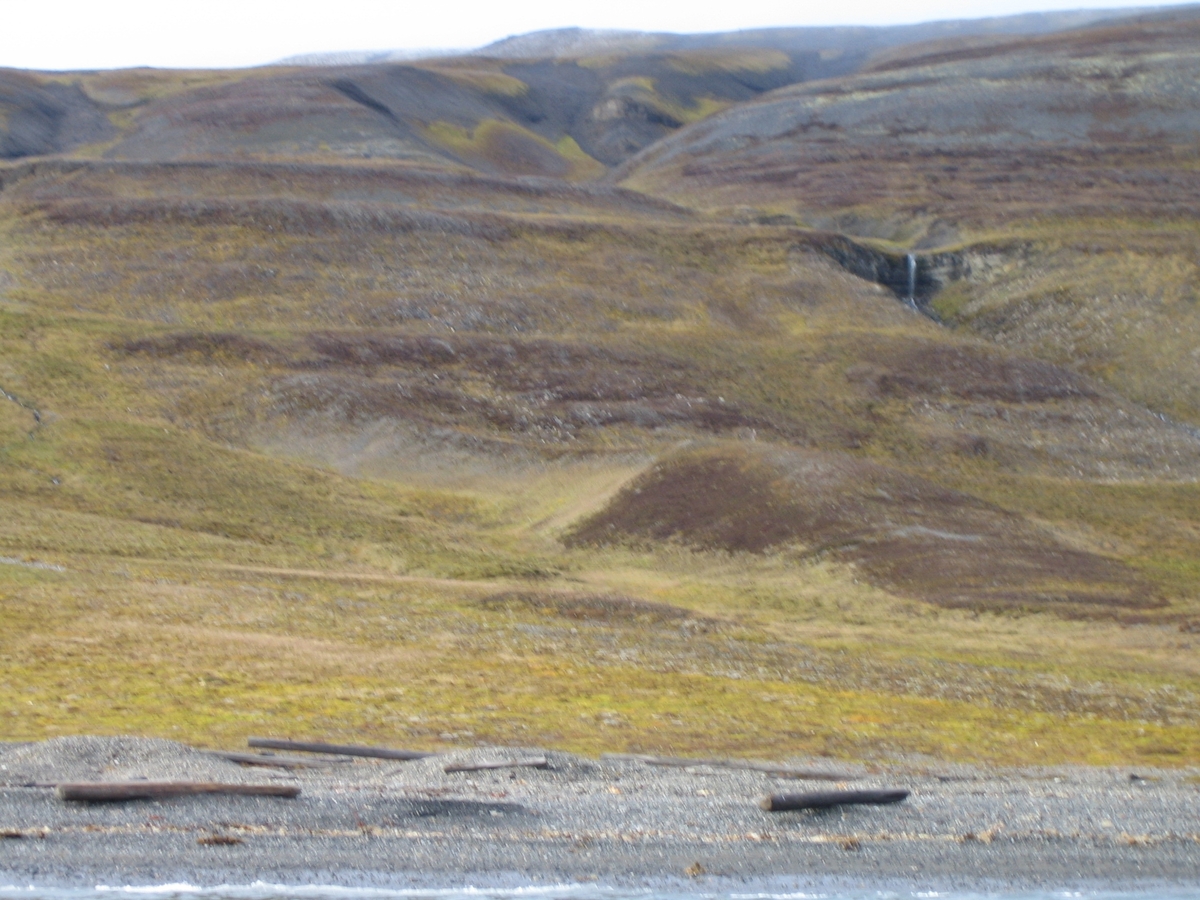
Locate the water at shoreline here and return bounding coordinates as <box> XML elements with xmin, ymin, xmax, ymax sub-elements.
<box><xmin>2</xmin><ymin>884</ymin><xmax>1200</xmax><ymax>900</ymax></box>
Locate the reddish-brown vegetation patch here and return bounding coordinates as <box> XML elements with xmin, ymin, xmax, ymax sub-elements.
<box><xmin>6</xmin><ymin>158</ymin><xmax>688</xmax><ymax>218</ymax></box>
<box><xmin>28</xmin><ymin>197</ymin><xmax>517</xmax><ymax>241</ymax></box>
<box><xmin>568</xmin><ymin>445</ymin><xmax>1156</xmax><ymax>614</ymax></box>
<box><xmin>660</xmin><ymin>145</ymin><xmax>1200</xmax><ymax>227</ymax></box>
<box><xmin>116</xmin><ymin>332</ymin><xmax>282</xmax><ymax>365</ymax></box>
<box><xmin>862</xmin><ymin>16</ymin><xmax>1200</xmax><ymax>75</ymax></box>
<box><xmin>272</xmin><ymin>332</ymin><xmax>772</xmax><ymax>442</ymax></box>
<box><xmin>118</xmin><ymin>330</ymin><xmax>783</xmax><ymax>447</ymax></box>
<box><xmin>845</xmin><ymin>342</ymin><xmax>1100</xmax><ymax>403</ymax></box>
<box><xmin>304</xmin><ymin>332</ymin><xmax>687</xmax><ymax>401</ymax></box>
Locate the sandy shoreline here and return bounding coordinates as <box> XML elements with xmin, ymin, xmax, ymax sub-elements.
<box><xmin>1</xmin><ymin>737</ymin><xmax>1199</xmax><ymax>892</ymax></box>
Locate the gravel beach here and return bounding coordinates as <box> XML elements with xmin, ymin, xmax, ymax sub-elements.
<box><xmin>1</xmin><ymin>737</ymin><xmax>1199</xmax><ymax>892</ymax></box>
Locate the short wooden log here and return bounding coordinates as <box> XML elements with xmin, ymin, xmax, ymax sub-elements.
<box><xmin>760</xmin><ymin>788</ymin><xmax>909</xmax><ymax>812</ymax></box>
<box><xmin>443</xmin><ymin>756</ymin><xmax>549</xmax><ymax>773</ymax></box>
<box><xmin>55</xmin><ymin>781</ymin><xmax>301</xmax><ymax>802</ymax></box>
<box><xmin>248</xmin><ymin>737</ymin><xmax>433</xmax><ymax>760</ymax></box>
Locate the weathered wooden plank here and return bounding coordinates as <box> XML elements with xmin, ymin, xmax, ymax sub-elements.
<box><xmin>55</xmin><ymin>781</ymin><xmax>301</xmax><ymax>802</ymax></box>
<box><xmin>443</xmin><ymin>756</ymin><xmax>548</xmax><ymax>773</ymax></box>
<box><xmin>717</xmin><ymin>759</ymin><xmax>852</xmax><ymax>780</ymax></box>
<box><xmin>603</xmin><ymin>753</ymin><xmax>853</xmax><ymax>780</ymax></box>
<box><xmin>207</xmin><ymin>750</ymin><xmax>336</xmax><ymax>769</ymax></box>
<box><xmin>760</xmin><ymin>788</ymin><xmax>909</xmax><ymax>811</ymax></box>
<box><xmin>248</xmin><ymin>737</ymin><xmax>433</xmax><ymax>761</ymax></box>
<box><xmin>602</xmin><ymin>753</ymin><xmax>720</xmax><ymax>767</ymax></box>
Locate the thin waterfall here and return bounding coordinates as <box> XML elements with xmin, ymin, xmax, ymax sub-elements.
<box><xmin>905</xmin><ymin>253</ymin><xmax>917</xmax><ymax>305</ymax></box>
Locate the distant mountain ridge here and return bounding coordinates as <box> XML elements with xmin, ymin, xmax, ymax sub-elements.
<box><xmin>275</xmin><ymin>5</ymin><xmax>1191</xmax><ymax>67</ymax></box>
<box><xmin>1</xmin><ymin>2</ymin><xmax>1193</xmax><ymax>183</ymax></box>
<box><xmin>478</xmin><ymin>28</ymin><xmax>661</xmax><ymax>59</ymax></box>
<box><xmin>277</xmin><ymin>48</ymin><xmax>465</xmax><ymax>66</ymax></box>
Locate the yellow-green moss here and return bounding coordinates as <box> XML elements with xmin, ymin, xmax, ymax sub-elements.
<box><xmin>423</xmin><ymin>118</ymin><xmax>603</xmax><ymax>180</ymax></box>
<box><xmin>555</xmin><ymin>135</ymin><xmax>607</xmax><ymax>179</ymax></box>
<box><xmin>426</xmin><ymin>67</ymin><xmax>529</xmax><ymax>97</ymax></box>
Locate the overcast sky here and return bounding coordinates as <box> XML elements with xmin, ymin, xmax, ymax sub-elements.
<box><xmin>1</xmin><ymin>0</ymin><xmax>1190</xmax><ymax>70</ymax></box>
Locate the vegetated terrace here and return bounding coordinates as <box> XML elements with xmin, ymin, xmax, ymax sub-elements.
<box><xmin>1</xmin><ymin>155</ymin><xmax>1199</xmax><ymax>769</ymax></box>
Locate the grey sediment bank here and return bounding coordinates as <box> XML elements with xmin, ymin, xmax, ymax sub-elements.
<box><xmin>1</xmin><ymin>736</ymin><xmax>1199</xmax><ymax>891</ymax></box>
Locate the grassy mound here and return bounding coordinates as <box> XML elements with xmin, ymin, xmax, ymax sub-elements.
<box><xmin>569</xmin><ymin>445</ymin><xmax>1155</xmax><ymax>614</ymax></box>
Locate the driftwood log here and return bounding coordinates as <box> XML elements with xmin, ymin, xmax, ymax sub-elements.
<box><xmin>55</xmin><ymin>781</ymin><xmax>301</xmax><ymax>802</ymax></box>
<box><xmin>248</xmin><ymin>737</ymin><xmax>433</xmax><ymax>761</ymax></box>
<box><xmin>760</xmin><ymin>788</ymin><xmax>909</xmax><ymax>811</ymax></box>
<box><xmin>207</xmin><ymin>750</ymin><xmax>337</xmax><ymax>769</ymax></box>
<box><xmin>444</xmin><ymin>756</ymin><xmax>548</xmax><ymax>773</ymax></box>
<box><xmin>603</xmin><ymin>753</ymin><xmax>853</xmax><ymax>781</ymax></box>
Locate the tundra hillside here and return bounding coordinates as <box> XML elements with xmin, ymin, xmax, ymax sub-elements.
<box><xmin>1</xmin><ymin>7</ymin><xmax>1199</xmax><ymax>766</ymax></box>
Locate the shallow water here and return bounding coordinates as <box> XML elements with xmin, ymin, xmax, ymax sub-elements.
<box><xmin>2</xmin><ymin>885</ymin><xmax>1199</xmax><ymax>900</ymax></box>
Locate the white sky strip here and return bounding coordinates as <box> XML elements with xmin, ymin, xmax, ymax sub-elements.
<box><xmin>0</xmin><ymin>0</ymin><xmax>1196</xmax><ymax>71</ymax></box>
